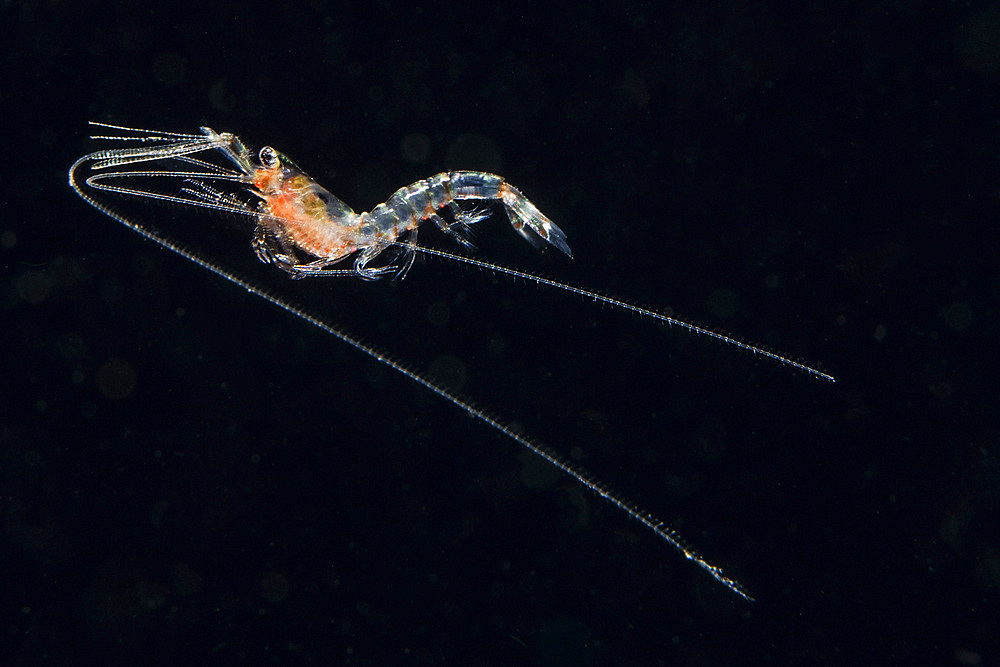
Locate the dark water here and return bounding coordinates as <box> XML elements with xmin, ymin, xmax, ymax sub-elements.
<box><xmin>4</xmin><ymin>2</ymin><xmax>997</xmax><ymax>664</ymax></box>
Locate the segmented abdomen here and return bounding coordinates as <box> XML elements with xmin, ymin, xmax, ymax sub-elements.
<box><xmin>360</xmin><ymin>171</ymin><xmax>502</xmax><ymax>242</ymax></box>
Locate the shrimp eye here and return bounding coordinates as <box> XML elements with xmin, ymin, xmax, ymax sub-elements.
<box><xmin>259</xmin><ymin>146</ymin><xmax>279</xmax><ymax>169</ymax></box>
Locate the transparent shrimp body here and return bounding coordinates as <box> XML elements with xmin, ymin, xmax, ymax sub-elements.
<box><xmin>246</xmin><ymin>141</ymin><xmax>572</xmax><ymax>280</ymax></box>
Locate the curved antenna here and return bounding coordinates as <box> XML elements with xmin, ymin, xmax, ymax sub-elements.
<box><xmin>403</xmin><ymin>243</ymin><xmax>835</xmax><ymax>383</ymax></box>
<box><xmin>70</xmin><ymin>153</ymin><xmax>754</xmax><ymax>602</ymax></box>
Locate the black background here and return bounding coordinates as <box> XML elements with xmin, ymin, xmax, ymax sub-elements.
<box><xmin>3</xmin><ymin>1</ymin><xmax>998</xmax><ymax>664</ymax></box>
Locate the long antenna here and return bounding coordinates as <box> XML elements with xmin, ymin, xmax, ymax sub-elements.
<box><xmin>405</xmin><ymin>243</ymin><xmax>835</xmax><ymax>383</ymax></box>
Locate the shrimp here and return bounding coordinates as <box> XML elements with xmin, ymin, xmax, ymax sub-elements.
<box><xmin>70</xmin><ymin>122</ymin><xmax>835</xmax><ymax>602</ymax></box>
<box><xmin>79</xmin><ymin>123</ymin><xmax>571</xmax><ymax>281</ymax></box>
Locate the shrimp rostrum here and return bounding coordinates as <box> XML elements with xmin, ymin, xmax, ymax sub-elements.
<box><xmin>76</xmin><ymin>123</ymin><xmax>572</xmax><ymax>281</ymax></box>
